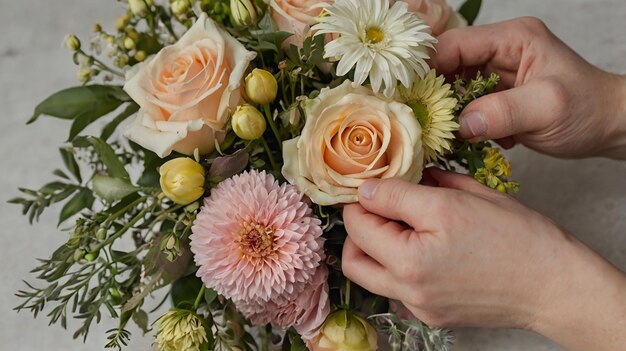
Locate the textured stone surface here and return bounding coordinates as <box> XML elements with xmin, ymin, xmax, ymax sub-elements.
<box><xmin>1</xmin><ymin>0</ymin><xmax>624</xmax><ymax>350</ymax></box>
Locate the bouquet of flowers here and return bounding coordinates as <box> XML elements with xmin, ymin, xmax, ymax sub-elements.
<box><xmin>11</xmin><ymin>0</ymin><xmax>519</xmax><ymax>350</ymax></box>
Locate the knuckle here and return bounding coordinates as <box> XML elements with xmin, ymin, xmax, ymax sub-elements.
<box><xmin>538</xmin><ymin>79</ymin><xmax>570</xmax><ymax>115</ymax></box>
<box><xmin>517</xmin><ymin>16</ymin><xmax>550</xmax><ymax>36</ymax></box>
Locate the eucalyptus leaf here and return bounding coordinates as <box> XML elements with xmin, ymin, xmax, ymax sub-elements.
<box><xmin>27</xmin><ymin>85</ymin><xmax>129</xmax><ymax>126</ymax></box>
<box><xmin>58</xmin><ymin>188</ymin><xmax>94</xmax><ymax>225</ymax></box>
<box><xmin>92</xmin><ymin>175</ymin><xmax>138</xmax><ymax>203</ymax></box>
<box><xmin>73</xmin><ymin>136</ymin><xmax>130</xmax><ymax>181</ymax></box>
<box><xmin>458</xmin><ymin>0</ymin><xmax>482</xmax><ymax>25</ymax></box>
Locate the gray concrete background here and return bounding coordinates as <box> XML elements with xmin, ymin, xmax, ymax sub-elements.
<box><xmin>1</xmin><ymin>0</ymin><xmax>624</xmax><ymax>350</ymax></box>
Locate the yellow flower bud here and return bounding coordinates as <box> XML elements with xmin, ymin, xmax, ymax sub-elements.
<box><xmin>129</xmin><ymin>0</ymin><xmax>149</xmax><ymax>17</ymax></box>
<box><xmin>245</xmin><ymin>69</ymin><xmax>278</xmax><ymax>105</ymax></box>
<box><xmin>171</xmin><ymin>0</ymin><xmax>190</xmax><ymax>16</ymax></box>
<box><xmin>92</xmin><ymin>22</ymin><xmax>102</xmax><ymax>33</ymax></box>
<box><xmin>231</xmin><ymin>104</ymin><xmax>267</xmax><ymax>140</ymax></box>
<box><xmin>231</xmin><ymin>0</ymin><xmax>262</xmax><ymax>27</ymax></box>
<box><xmin>115</xmin><ymin>54</ymin><xmax>130</xmax><ymax>68</ymax></box>
<box><xmin>64</xmin><ymin>34</ymin><xmax>81</xmax><ymax>51</ymax></box>
<box><xmin>159</xmin><ymin>158</ymin><xmax>206</xmax><ymax>205</ymax></box>
<box><xmin>309</xmin><ymin>311</ymin><xmax>378</xmax><ymax>351</ymax></box>
<box><xmin>77</xmin><ymin>68</ymin><xmax>93</xmax><ymax>84</ymax></box>
<box><xmin>134</xmin><ymin>50</ymin><xmax>147</xmax><ymax>62</ymax></box>
<box><xmin>124</xmin><ymin>37</ymin><xmax>136</xmax><ymax>50</ymax></box>
<box><xmin>115</xmin><ymin>13</ymin><xmax>131</xmax><ymax>31</ymax></box>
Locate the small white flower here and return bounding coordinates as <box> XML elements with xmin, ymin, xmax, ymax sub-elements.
<box><xmin>313</xmin><ymin>0</ymin><xmax>437</xmax><ymax>97</ymax></box>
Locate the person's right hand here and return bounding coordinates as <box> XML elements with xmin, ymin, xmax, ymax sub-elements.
<box><xmin>430</xmin><ymin>17</ymin><xmax>626</xmax><ymax>159</ymax></box>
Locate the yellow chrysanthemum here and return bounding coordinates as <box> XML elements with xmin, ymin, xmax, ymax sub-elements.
<box><xmin>398</xmin><ymin>70</ymin><xmax>459</xmax><ymax>162</ymax></box>
<box><xmin>155</xmin><ymin>309</ymin><xmax>207</xmax><ymax>351</ymax></box>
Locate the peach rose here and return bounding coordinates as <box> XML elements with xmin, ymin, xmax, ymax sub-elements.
<box><xmin>270</xmin><ymin>0</ymin><xmax>333</xmax><ymax>48</ymax></box>
<box><xmin>282</xmin><ymin>81</ymin><xmax>424</xmax><ymax>206</ymax></box>
<box><xmin>393</xmin><ymin>0</ymin><xmax>467</xmax><ymax>36</ymax></box>
<box><xmin>123</xmin><ymin>13</ymin><xmax>256</xmax><ymax>157</ymax></box>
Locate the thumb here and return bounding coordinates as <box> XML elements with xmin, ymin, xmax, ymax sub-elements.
<box><xmin>458</xmin><ymin>80</ymin><xmax>564</xmax><ymax>142</ymax></box>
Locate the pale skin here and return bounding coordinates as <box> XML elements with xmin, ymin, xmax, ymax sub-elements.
<box><xmin>342</xmin><ymin>17</ymin><xmax>626</xmax><ymax>351</ymax></box>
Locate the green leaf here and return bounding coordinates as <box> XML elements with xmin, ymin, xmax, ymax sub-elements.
<box><xmin>458</xmin><ymin>0</ymin><xmax>482</xmax><ymax>25</ymax></box>
<box><xmin>203</xmin><ymin>288</ymin><xmax>217</xmax><ymax>305</ymax></box>
<box><xmin>73</xmin><ymin>136</ymin><xmax>130</xmax><ymax>181</ymax></box>
<box><xmin>92</xmin><ymin>175</ymin><xmax>138</xmax><ymax>203</ymax></box>
<box><xmin>28</xmin><ymin>85</ymin><xmax>129</xmax><ymax>126</ymax></box>
<box><xmin>59</xmin><ymin>148</ymin><xmax>82</xmax><ymax>183</ymax></box>
<box><xmin>58</xmin><ymin>188</ymin><xmax>94</xmax><ymax>225</ymax></box>
<box><xmin>132</xmin><ymin>309</ymin><xmax>149</xmax><ymax>333</ymax></box>
<box><xmin>101</xmin><ymin>103</ymin><xmax>139</xmax><ymax>141</ymax></box>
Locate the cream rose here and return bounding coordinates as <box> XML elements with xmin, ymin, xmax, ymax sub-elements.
<box><xmin>393</xmin><ymin>0</ymin><xmax>468</xmax><ymax>36</ymax></box>
<box><xmin>123</xmin><ymin>13</ymin><xmax>256</xmax><ymax>158</ymax></box>
<box><xmin>282</xmin><ymin>81</ymin><xmax>424</xmax><ymax>206</ymax></box>
<box><xmin>270</xmin><ymin>0</ymin><xmax>333</xmax><ymax>48</ymax></box>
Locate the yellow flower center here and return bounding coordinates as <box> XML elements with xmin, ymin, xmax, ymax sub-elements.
<box><xmin>365</xmin><ymin>27</ymin><xmax>385</xmax><ymax>44</ymax></box>
<box><xmin>237</xmin><ymin>221</ymin><xmax>275</xmax><ymax>258</ymax></box>
<box><xmin>407</xmin><ymin>100</ymin><xmax>431</xmax><ymax>131</ymax></box>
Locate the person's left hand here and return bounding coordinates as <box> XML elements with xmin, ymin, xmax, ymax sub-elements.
<box><xmin>342</xmin><ymin>169</ymin><xmax>579</xmax><ymax>329</ymax></box>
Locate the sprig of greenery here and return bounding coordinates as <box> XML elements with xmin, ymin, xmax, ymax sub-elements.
<box><xmin>370</xmin><ymin>313</ymin><xmax>455</xmax><ymax>351</ymax></box>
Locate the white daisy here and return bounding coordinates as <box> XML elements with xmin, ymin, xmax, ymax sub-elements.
<box><xmin>313</xmin><ymin>0</ymin><xmax>437</xmax><ymax>97</ymax></box>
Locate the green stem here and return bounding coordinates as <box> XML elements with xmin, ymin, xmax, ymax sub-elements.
<box><xmin>263</xmin><ymin>104</ymin><xmax>282</xmax><ymax>151</ymax></box>
<box><xmin>194</xmin><ymin>285</ymin><xmax>206</xmax><ymax>310</ymax></box>
<box><xmin>345</xmin><ymin>279</ymin><xmax>352</xmax><ymax>308</ymax></box>
<box><xmin>94</xmin><ymin>203</ymin><xmax>154</xmax><ymax>252</ymax></box>
<box><xmin>261</xmin><ymin>138</ymin><xmax>279</xmax><ymax>173</ymax></box>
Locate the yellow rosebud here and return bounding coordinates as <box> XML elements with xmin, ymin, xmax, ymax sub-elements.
<box><xmin>231</xmin><ymin>104</ymin><xmax>267</xmax><ymax>140</ymax></box>
<box><xmin>159</xmin><ymin>158</ymin><xmax>206</xmax><ymax>205</ymax></box>
<box><xmin>231</xmin><ymin>0</ymin><xmax>262</xmax><ymax>27</ymax></box>
<box><xmin>309</xmin><ymin>311</ymin><xmax>378</xmax><ymax>351</ymax></box>
<box><xmin>129</xmin><ymin>0</ymin><xmax>149</xmax><ymax>17</ymax></box>
<box><xmin>245</xmin><ymin>69</ymin><xmax>278</xmax><ymax>105</ymax></box>
<box><xmin>64</xmin><ymin>34</ymin><xmax>81</xmax><ymax>51</ymax></box>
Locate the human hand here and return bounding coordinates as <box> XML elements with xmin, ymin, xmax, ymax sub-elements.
<box><xmin>430</xmin><ymin>17</ymin><xmax>626</xmax><ymax>159</ymax></box>
<box><xmin>342</xmin><ymin>169</ymin><xmax>626</xmax><ymax>351</ymax></box>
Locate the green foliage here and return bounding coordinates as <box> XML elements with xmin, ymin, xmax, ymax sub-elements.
<box><xmin>453</xmin><ymin>72</ymin><xmax>500</xmax><ymax>112</ymax></box>
<box><xmin>458</xmin><ymin>0</ymin><xmax>483</xmax><ymax>25</ymax></box>
<box><xmin>73</xmin><ymin>136</ymin><xmax>130</xmax><ymax>181</ymax></box>
<box><xmin>370</xmin><ymin>313</ymin><xmax>455</xmax><ymax>351</ymax></box>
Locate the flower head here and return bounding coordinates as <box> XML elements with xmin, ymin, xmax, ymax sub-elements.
<box><xmin>313</xmin><ymin>0</ymin><xmax>437</xmax><ymax>97</ymax></box>
<box><xmin>155</xmin><ymin>309</ymin><xmax>207</xmax><ymax>351</ymax></box>
<box><xmin>398</xmin><ymin>70</ymin><xmax>459</xmax><ymax>162</ymax></box>
<box><xmin>190</xmin><ymin>170</ymin><xmax>325</xmax><ymax>303</ymax></box>
<box><xmin>236</xmin><ymin>265</ymin><xmax>331</xmax><ymax>340</ymax></box>
<box><xmin>231</xmin><ymin>104</ymin><xmax>267</xmax><ymax>140</ymax></box>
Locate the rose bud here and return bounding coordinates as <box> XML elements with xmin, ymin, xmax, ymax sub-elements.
<box><xmin>231</xmin><ymin>0</ymin><xmax>262</xmax><ymax>27</ymax></box>
<box><xmin>159</xmin><ymin>158</ymin><xmax>206</xmax><ymax>205</ymax></box>
<box><xmin>245</xmin><ymin>69</ymin><xmax>278</xmax><ymax>105</ymax></box>
<box><xmin>309</xmin><ymin>310</ymin><xmax>378</xmax><ymax>351</ymax></box>
<box><xmin>232</xmin><ymin>104</ymin><xmax>267</xmax><ymax>140</ymax></box>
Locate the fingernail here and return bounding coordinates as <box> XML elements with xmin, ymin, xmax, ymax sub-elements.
<box><xmin>359</xmin><ymin>179</ymin><xmax>380</xmax><ymax>200</ymax></box>
<box><xmin>460</xmin><ymin>111</ymin><xmax>487</xmax><ymax>138</ymax></box>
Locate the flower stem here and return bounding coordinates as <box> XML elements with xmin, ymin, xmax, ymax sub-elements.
<box><xmin>345</xmin><ymin>279</ymin><xmax>352</xmax><ymax>308</ymax></box>
<box><xmin>194</xmin><ymin>285</ymin><xmax>206</xmax><ymax>310</ymax></box>
<box><xmin>261</xmin><ymin>138</ymin><xmax>279</xmax><ymax>173</ymax></box>
<box><xmin>263</xmin><ymin>104</ymin><xmax>282</xmax><ymax>151</ymax></box>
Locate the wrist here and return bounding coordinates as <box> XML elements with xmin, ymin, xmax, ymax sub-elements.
<box><xmin>599</xmin><ymin>73</ymin><xmax>626</xmax><ymax>159</ymax></box>
<box><xmin>529</xmin><ymin>237</ymin><xmax>626</xmax><ymax>351</ymax></box>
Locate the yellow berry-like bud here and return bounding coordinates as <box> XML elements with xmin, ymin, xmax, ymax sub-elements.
<box><xmin>115</xmin><ymin>54</ymin><xmax>130</xmax><ymax>68</ymax></box>
<box><xmin>92</xmin><ymin>22</ymin><xmax>103</xmax><ymax>33</ymax></box>
<box><xmin>159</xmin><ymin>158</ymin><xmax>206</xmax><ymax>205</ymax></box>
<box><xmin>129</xmin><ymin>0</ymin><xmax>149</xmax><ymax>17</ymax></box>
<box><xmin>171</xmin><ymin>0</ymin><xmax>190</xmax><ymax>16</ymax></box>
<box><xmin>231</xmin><ymin>0</ymin><xmax>262</xmax><ymax>27</ymax></box>
<box><xmin>123</xmin><ymin>37</ymin><xmax>136</xmax><ymax>50</ymax></box>
<box><xmin>309</xmin><ymin>310</ymin><xmax>378</xmax><ymax>351</ymax></box>
<box><xmin>231</xmin><ymin>104</ymin><xmax>267</xmax><ymax>140</ymax></box>
<box><xmin>245</xmin><ymin>69</ymin><xmax>278</xmax><ymax>105</ymax></box>
<box><xmin>77</xmin><ymin>68</ymin><xmax>93</xmax><ymax>84</ymax></box>
<box><xmin>64</xmin><ymin>34</ymin><xmax>81</xmax><ymax>51</ymax></box>
<box><xmin>115</xmin><ymin>13</ymin><xmax>131</xmax><ymax>31</ymax></box>
<box><xmin>134</xmin><ymin>50</ymin><xmax>147</xmax><ymax>62</ymax></box>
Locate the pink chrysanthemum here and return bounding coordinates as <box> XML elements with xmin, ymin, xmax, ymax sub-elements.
<box><xmin>190</xmin><ymin>170</ymin><xmax>325</xmax><ymax>303</ymax></box>
<box><xmin>236</xmin><ymin>265</ymin><xmax>331</xmax><ymax>340</ymax></box>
